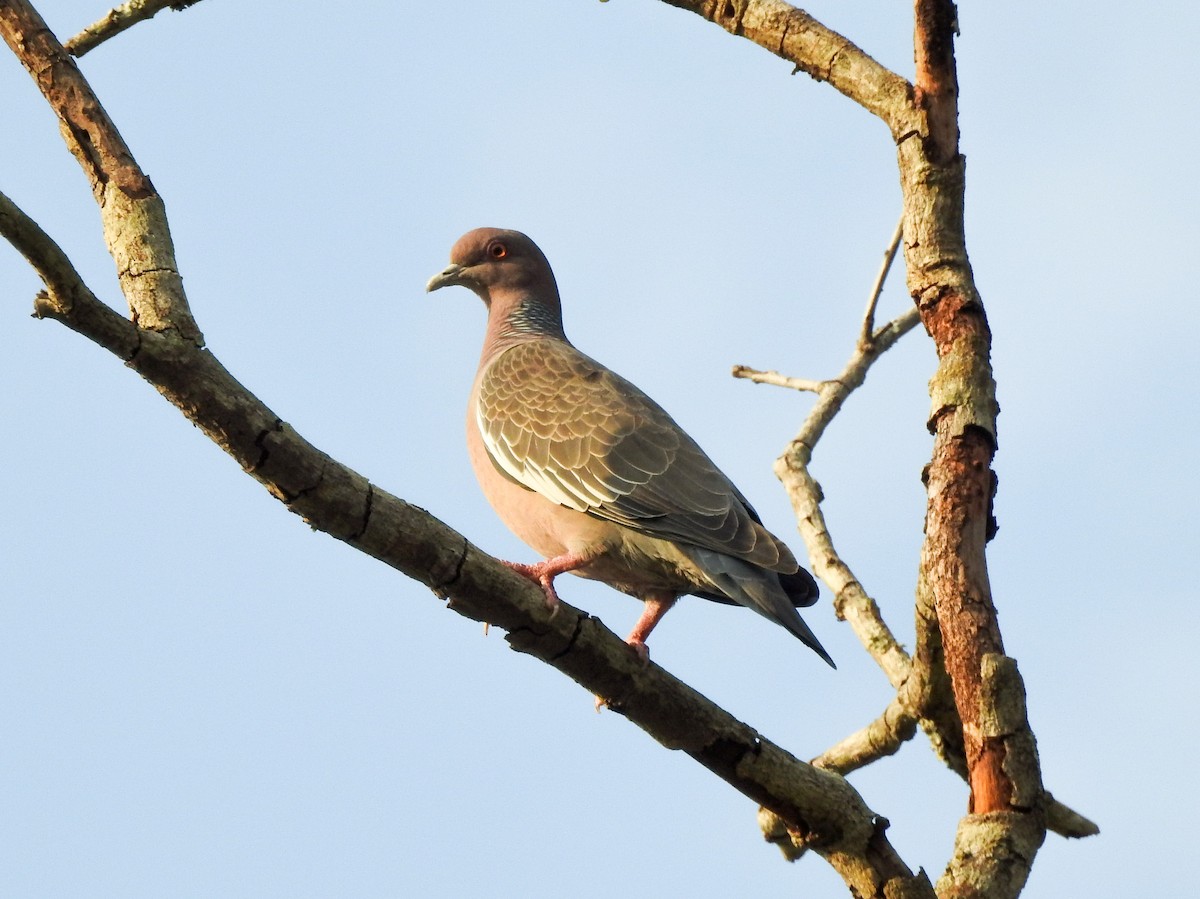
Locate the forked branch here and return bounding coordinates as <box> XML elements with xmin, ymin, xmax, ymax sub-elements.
<box><xmin>0</xmin><ymin>2</ymin><xmax>934</xmax><ymax>894</ymax></box>
<box><xmin>733</xmin><ymin>218</ymin><xmax>1096</xmax><ymax>844</ymax></box>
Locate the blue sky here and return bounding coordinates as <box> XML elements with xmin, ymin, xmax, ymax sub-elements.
<box><xmin>2</xmin><ymin>2</ymin><xmax>1195</xmax><ymax>896</ymax></box>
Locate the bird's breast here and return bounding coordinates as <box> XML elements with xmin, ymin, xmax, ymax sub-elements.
<box><xmin>466</xmin><ymin>385</ymin><xmax>614</xmax><ymax>559</ymax></box>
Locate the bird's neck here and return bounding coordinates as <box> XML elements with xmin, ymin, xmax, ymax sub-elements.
<box><xmin>482</xmin><ymin>294</ymin><xmax>567</xmax><ymax>357</ymax></box>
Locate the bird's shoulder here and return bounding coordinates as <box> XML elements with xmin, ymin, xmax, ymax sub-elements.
<box><xmin>478</xmin><ymin>338</ymin><xmax>657</xmax><ymax>437</ymax></box>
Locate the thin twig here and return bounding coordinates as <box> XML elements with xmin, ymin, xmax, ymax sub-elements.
<box><xmin>735</xmin><ymin>220</ymin><xmax>921</xmax><ymax>685</ymax></box>
<box><xmin>730</xmin><ymin>365</ymin><xmax>823</xmax><ymax>393</ymax></box>
<box><xmin>737</xmin><ymin>227</ymin><xmax>1093</xmax><ymax>849</ymax></box>
<box><xmin>859</xmin><ymin>215</ymin><xmax>905</xmax><ymax>347</ymax></box>
<box><xmin>65</xmin><ymin>0</ymin><xmax>203</xmax><ymax>57</ymax></box>
<box><xmin>800</xmin><ymin>306</ymin><xmax>921</xmax><ymax>454</ymax></box>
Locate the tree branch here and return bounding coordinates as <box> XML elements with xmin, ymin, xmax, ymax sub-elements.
<box><xmin>730</xmin><ymin>366</ymin><xmax>823</xmax><ymax>393</ymax></box>
<box><xmin>912</xmin><ymin>0</ymin><xmax>959</xmax><ymax>164</ymax></box>
<box><xmin>4</xmin><ymin>1</ymin><xmax>1100</xmax><ymax>893</ymax></box>
<box><xmin>676</xmin><ymin>0</ymin><xmax>1068</xmax><ymax>883</ymax></box>
<box><xmin>1</xmin><ymin>185</ymin><xmax>937</xmax><ymax>899</ymax></box>
<box><xmin>906</xmin><ymin>0</ymin><xmax>1052</xmax><ymax>891</ymax></box>
<box><xmin>658</xmin><ymin>0</ymin><xmax>918</xmax><ymax>138</ymax></box>
<box><xmin>733</xmin><ymin>206</ymin><xmax>1096</xmax><ymax>851</ymax></box>
<box><xmin>64</xmin><ymin>0</ymin><xmax>203</xmax><ymax>57</ymax></box>
<box><xmin>0</xmin><ymin>190</ymin><xmax>140</xmax><ymax>358</ymax></box>
<box><xmin>860</xmin><ymin>215</ymin><xmax>905</xmax><ymax>346</ymax></box>
<box><xmin>0</xmin><ymin>0</ymin><xmax>200</xmax><ymax>340</ymax></box>
<box><xmin>810</xmin><ymin>691</ymin><xmax>919</xmax><ymax>775</ymax></box>
<box><xmin>0</xmin><ymin>3</ymin><xmax>937</xmax><ymax>893</ymax></box>
<box><xmin>737</xmin><ymin>285</ymin><xmax>921</xmax><ymax>687</ymax></box>
<box><xmin>649</xmin><ymin>19</ymin><xmax>1038</xmax><ymax>842</ymax></box>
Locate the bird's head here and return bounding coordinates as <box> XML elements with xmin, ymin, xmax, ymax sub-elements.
<box><xmin>426</xmin><ymin>228</ymin><xmax>558</xmax><ymax>308</ymax></box>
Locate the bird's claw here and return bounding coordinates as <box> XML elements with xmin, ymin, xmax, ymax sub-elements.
<box><xmin>536</xmin><ymin>575</ymin><xmax>561</xmax><ymax>616</ymax></box>
<box><xmin>502</xmin><ymin>560</ymin><xmax>561</xmax><ymax>614</ymax></box>
<box><xmin>626</xmin><ymin>638</ymin><xmax>650</xmax><ymax>666</ymax></box>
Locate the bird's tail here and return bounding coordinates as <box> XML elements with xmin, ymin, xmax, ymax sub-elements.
<box><xmin>778</xmin><ymin>567</ymin><xmax>820</xmax><ymax>608</ymax></box>
<box><xmin>683</xmin><ymin>547</ymin><xmax>835</xmax><ymax>669</ymax></box>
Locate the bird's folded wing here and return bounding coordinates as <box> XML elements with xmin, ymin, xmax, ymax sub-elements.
<box><xmin>477</xmin><ymin>339</ymin><xmax>796</xmax><ymax>573</ymax></box>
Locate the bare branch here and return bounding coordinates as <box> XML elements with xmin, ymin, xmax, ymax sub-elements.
<box><xmin>0</xmin><ymin>6</ymin><xmax>936</xmax><ymax>892</ymax></box>
<box><xmin>810</xmin><ymin>692</ymin><xmax>918</xmax><ymax>775</ymax></box>
<box><xmin>1045</xmin><ymin>796</ymin><xmax>1100</xmax><ymax>840</ymax></box>
<box><xmin>678</xmin><ymin>0</ymin><xmax>1067</xmax><ymax>877</ymax></box>
<box><xmin>860</xmin><ymin>215</ymin><xmax>905</xmax><ymax>346</ymax></box>
<box><xmin>651</xmin><ymin>12</ymin><xmax>1040</xmax><ymax>845</ymax></box>
<box><xmin>912</xmin><ymin>568</ymin><xmax>1095</xmax><ymax>840</ymax></box>
<box><xmin>658</xmin><ymin>0</ymin><xmax>919</xmax><ymax>137</ymax></box>
<box><xmin>758</xmin><ymin>806</ymin><xmax>936</xmax><ymax>898</ymax></box>
<box><xmin>764</xmin><ymin>301</ymin><xmax>921</xmax><ymax>684</ymax></box>
<box><xmin>1</xmin><ymin>189</ymin><xmax>98</xmax><ymax>309</ymax></box>
<box><xmin>735</xmin><ymin>211</ymin><xmax>1094</xmax><ymax>850</ymax></box>
<box><xmin>65</xmin><ymin>0</ymin><xmax>203</xmax><ymax>57</ymax></box>
<box><xmin>0</xmin><ymin>189</ymin><xmax>139</xmax><ymax>358</ymax></box>
<box><xmin>913</xmin><ymin>0</ymin><xmax>959</xmax><ymax>163</ymax></box>
<box><xmin>909</xmin><ymin>0</ymin><xmax>1059</xmax><ymax>888</ymax></box>
<box><xmin>0</xmin><ymin>0</ymin><xmax>200</xmax><ymax>339</ymax></box>
<box><xmin>6</xmin><ymin>207</ymin><xmax>937</xmax><ymax>899</ymax></box>
<box><xmin>734</xmin><ymin>217</ymin><xmax>920</xmax><ymax>686</ymax></box>
<box><xmin>730</xmin><ymin>365</ymin><xmax>823</xmax><ymax>393</ymax></box>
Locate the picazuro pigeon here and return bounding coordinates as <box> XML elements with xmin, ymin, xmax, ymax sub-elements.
<box><xmin>426</xmin><ymin>228</ymin><xmax>834</xmax><ymax>668</ymax></box>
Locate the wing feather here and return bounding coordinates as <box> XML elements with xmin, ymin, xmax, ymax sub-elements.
<box><xmin>478</xmin><ymin>340</ymin><xmax>795</xmax><ymax>572</ymax></box>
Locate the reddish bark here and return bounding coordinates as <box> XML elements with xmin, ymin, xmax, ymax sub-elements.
<box><xmin>923</xmin><ymin>427</ymin><xmax>1010</xmax><ymax>813</ymax></box>
<box><xmin>913</xmin><ymin>0</ymin><xmax>959</xmax><ymax>164</ymax></box>
<box><xmin>0</xmin><ymin>0</ymin><xmax>151</xmax><ymax>198</ymax></box>
<box><xmin>920</xmin><ymin>286</ymin><xmax>1012</xmax><ymax>815</ymax></box>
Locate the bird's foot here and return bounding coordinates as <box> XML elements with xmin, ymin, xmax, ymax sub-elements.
<box><xmin>502</xmin><ymin>560</ymin><xmax>562</xmax><ymax>615</ymax></box>
<box><xmin>625</xmin><ymin>638</ymin><xmax>650</xmax><ymax>666</ymax></box>
<box><xmin>502</xmin><ymin>549</ymin><xmax>603</xmax><ymax>616</ymax></box>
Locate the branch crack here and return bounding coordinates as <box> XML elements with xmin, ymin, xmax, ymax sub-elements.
<box><xmin>123</xmin><ymin>326</ymin><xmax>144</xmax><ymax>362</ymax></box>
<box><xmin>251</xmin><ymin>418</ymin><xmax>284</xmax><ymax>473</ymax></box>
<box><xmin>119</xmin><ymin>264</ymin><xmax>180</xmax><ymax>281</ymax></box>
<box><xmin>289</xmin><ymin>460</ymin><xmax>325</xmax><ymax>505</ymax></box>
<box><xmin>351</xmin><ymin>482</ymin><xmax>375</xmax><ymax>541</ymax></box>
<box><xmin>430</xmin><ymin>536</ymin><xmax>470</xmax><ymax>601</ymax></box>
<box><xmin>548</xmin><ymin>609</ymin><xmax>588</xmax><ymax>662</ymax></box>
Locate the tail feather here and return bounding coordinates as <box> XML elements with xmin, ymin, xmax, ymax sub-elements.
<box><xmin>779</xmin><ymin>567</ymin><xmax>820</xmax><ymax>608</ymax></box>
<box><xmin>683</xmin><ymin>547</ymin><xmax>835</xmax><ymax>669</ymax></box>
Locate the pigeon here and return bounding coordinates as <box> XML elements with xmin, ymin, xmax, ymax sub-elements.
<box><xmin>427</xmin><ymin>228</ymin><xmax>833</xmax><ymax>668</ymax></box>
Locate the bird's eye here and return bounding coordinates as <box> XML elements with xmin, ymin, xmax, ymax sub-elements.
<box><xmin>487</xmin><ymin>241</ymin><xmax>508</xmax><ymax>259</ymax></box>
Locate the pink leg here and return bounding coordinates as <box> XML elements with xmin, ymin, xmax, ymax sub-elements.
<box><xmin>503</xmin><ymin>549</ymin><xmax>597</xmax><ymax>614</ymax></box>
<box><xmin>624</xmin><ymin>593</ymin><xmax>678</xmax><ymax>663</ymax></box>
<box><xmin>593</xmin><ymin>592</ymin><xmax>679</xmax><ymax>710</ymax></box>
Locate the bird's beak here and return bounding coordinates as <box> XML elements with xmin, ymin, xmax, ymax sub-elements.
<box><xmin>426</xmin><ymin>263</ymin><xmax>466</xmax><ymax>293</ymax></box>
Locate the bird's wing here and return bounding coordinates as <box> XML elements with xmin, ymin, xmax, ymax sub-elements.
<box><xmin>477</xmin><ymin>339</ymin><xmax>796</xmax><ymax>573</ymax></box>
